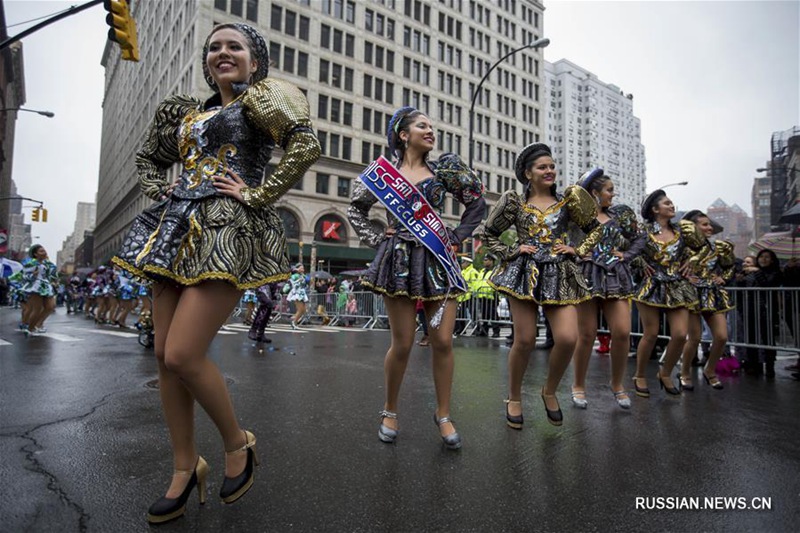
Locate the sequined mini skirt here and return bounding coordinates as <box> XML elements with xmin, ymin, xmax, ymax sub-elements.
<box><xmin>489</xmin><ymin>254</ymin><xmax>591</xmax><ymax>306</ymax></box>
<box><xmin>581</xmin><ymin>261</ymin><xmax>636</xmax><ymax>300</ymax></box>
<box><xmin>113</xmin><ymin>196</ymin><xmax>290</xmax><ymax>290</ymax></box>
<box><xmin>361</xmin><ymin>233</ymin><xmax>462</xmax><ymax>300</ymax></box>
<box><xmin>693</xmin><ymin>284</ymin><xmax>734</xmax><ymax>314</ymax></box>
<box><xmin>634</xmin><ymin>273</ymin><xmax>698</xmax><ymax>310</ymax></box>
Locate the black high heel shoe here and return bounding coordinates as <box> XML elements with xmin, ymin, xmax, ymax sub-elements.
<box><xmin>220</xmin><ymin>430</ymin><xmax>259</xmax><ymax>504</ymax></box>
<box><xmin>656</xmin><ymin>372</ymin><xmax>681</xmax><ymax>396</ymax></box>
<box><xmin>702</xmin><ymin>372</ymin><xmax>724</xmax><ymax>390</ymax></box>
<box><xmin>632</xmin><ymin>376</ymin><xmax>650</xmax><ymax>398</ymax></box>
<box><xmin>677</xmin><ymin>374</ymin><xmax>694</xmax><ymax>391</ymax></box>
<box><xmin>504</xmin><ymin>398</ymin><xmax>523</xmax><ymax>430</ymax></box>
<box><xmin>540</xmin><ymin>388</ymin><xmax>563</xmax><ymax>426</ymax></box>
<box><xmin>147</xmin><ymin>456</ymin><xmax>208</xmax><ymax>524</ymax></box>
<box><xmin>433</xmin><ymin>413</ymin><xmax>462</xmax><ymax>450</ymax></box>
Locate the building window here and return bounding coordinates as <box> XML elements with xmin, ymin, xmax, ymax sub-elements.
<box><xmin>320</xmin><ymin>24</ymin><xmax>330</xmax><ymax>48</ymax></box>
<box><xmin>231</xmin><ymin>0</ymin><xmax>243</xmax><ymax>17</ymax></box>
<box><xmin>337</xmin><ymin>177</ymin><xmax>351</xmax><ymax>197</ymax></box>
<box><xmin>318</xmin><ymin>95</ymin><xmax>329</xmax><ymax>119</ymax></box>
<box><xmin>214</xmin><ymin>0</ymin><xmax>227</xmax><ymax>10</ymax></box>
<box><xmin>342</xmin><ymin>137</ymin><xmax>352</xmax><ymax>160</ymax></box>
<box><xmin>246</xmin><ymin>0</ymin><xmax>258</xmax><ymax>22</ymax></box>
<box><xmin>270</xmin><ymin>4</ymin><xmax>281</xmax><ymax>30</ymax></box>
<box><xmin>285</xmin><ymin>10</ymin><xmax>296</xmax><ymax>36</ymax></box>
<box><xmin>297</xmin><ymin>52</ymin><xmax>308</xmax><ymax>77</ymax></box>
<box><xmin>299</xmin><ymin>15</ymin><xmax>310</xmax><ymax>40</ymax></box>
<box><xmin>269</xmin><ymin>42</ymin><xmax>280</xmax><ymax>68</ymax></box>
<box><xmin>283</xmin><ymin>47</ymin><xmax>295</xmax><ymax>73</ymax></box>
<box><xmin>316</xmin><ymin>173</ymin><xmax>330</xmax><ymax>194</ymax></box>
<box><xmin>319</xmin><ymin>59</ymin><xmax>329</xmax><ymax>83</ymax></box>
<box><xmin>318</xmin><ymin>131</ymin><xmax>327</xmax><ymax>155</ymax></box>
<box><xmin>277</xmin><ymin>208</ymin><xmax>301</xmax><ymax>240</ymax></box>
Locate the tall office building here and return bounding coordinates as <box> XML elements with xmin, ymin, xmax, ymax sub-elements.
<box><xmin>706</xmin><ymin>198</ymin><xmax>752</xmax><ymax>258</ymax></box>
<box><xmin>56</xmin><ymin>202</ymin><xmax>96</xmax><ymax>267</ymax></box>
<box><xmin>93</xmin><ymin>0</ymin><xmax>547</xmax><ymax>269</ymax></box>
<box><xmin>752</xmin><ymin>175</ymin><xmax>772</xmax><ymax>241</ymax></box>
<box><xmin>544</xmin><ymin>59</ymin><xmax>646</xmax><ymax>211</ymax></box>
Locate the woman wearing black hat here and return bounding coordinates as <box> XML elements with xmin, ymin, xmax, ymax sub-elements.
<box><xmin>569</xmin><ymin>170</ymin><xmax>646</xmax><ymax>409</ymax></box>
<box><xmin>484</xmin><ymin>143</ymin><xmax>599</xmax><ymax>428</ymax></box>
<box><xmin>632</xmin><ymin>190</ymin><xmax>704</xmax><ymax>397</ymax></box>
<box><xmin>348</xmin><ymin>106</ymin><xmax>485</xmax><ymax>449</ymax></box>
<box><xmin>677</xmin><ymin>211</ymin><xmax>736</xmax><ymax>390</ymax></box>
<box><xmin>112</xmin><ymin>23</ymin><xmax>321</xmax><ymax>522</ymax></box>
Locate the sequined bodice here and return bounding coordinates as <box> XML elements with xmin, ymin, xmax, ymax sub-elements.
<box><xmin>173</xmin><ymin>102</ymin><xmax>274</xmax><ymax>200</ymax></box>
<box><xmin>644</xmin><ymin>226</ymin><xmax>687</xmax><ymax>279</ymax></box>
<box><xmin>517</xmin><ymin>198</ymin><xmax>572</xmax><ymax>261</ymax></box>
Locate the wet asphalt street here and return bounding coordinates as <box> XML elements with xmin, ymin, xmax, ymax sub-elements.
<box><xmin>1</xmin><ymin>307</ymin><xmax>799</xmax><ymax>533</ymax></box>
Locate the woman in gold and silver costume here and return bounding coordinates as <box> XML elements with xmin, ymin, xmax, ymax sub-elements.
<box><xmin>483</xmin><ymin>143</ymin><xmax>600</xmax><ymax>429</ymax></box>
<box><xmin>569</xmin><ymin>169</ymin><xmax>646</xmax><ymax>410</ymax></box>
<box><xmin>112</xmin><ymin>23</ymin><xmax>320</xmax><ymax>523</ymax></box>
<box><xmin>632</xmin><ymin>190</ymin><xmax>703</xmax><ymax>398</ymax></box>
<box><xmin>677</xmin><ymin>210</ymin><xmax>735</xmax><ymax>391</ymax></box>
<box><xmin>348</xmin><ymin>106</ymin><xmax>485</xmax><ymax>450</ymax></box>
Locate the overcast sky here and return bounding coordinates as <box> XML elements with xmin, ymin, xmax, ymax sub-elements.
<box><xmin>4</xmin><ymin>0</ymin><xmax>799</xmax><ymax>260</ymax></box>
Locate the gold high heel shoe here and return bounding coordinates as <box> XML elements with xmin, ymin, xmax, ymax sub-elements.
<box><xmin>220</xmin><ymin>430</ymin><xmax>259</xmax><ymax>504</ymax></box>
<box><xmin>147</xmin><ymin>456</ymin><xmax>208</xmax><ymax>524</ymax></box>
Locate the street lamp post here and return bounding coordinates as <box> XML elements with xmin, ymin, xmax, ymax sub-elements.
<box><xmin>0</xmin><ymin>107</ymin><xmax>55</xmax><ymax>118</ymax></box>
<box><xmin>656</xmin><ymin>181</ymin><xmax>689</xmax><ymax>189</ymax></box>
<box><xmin>468</xmin><ymin>37</ymin><xmax>550</xmax><ymax>169</ymax></box>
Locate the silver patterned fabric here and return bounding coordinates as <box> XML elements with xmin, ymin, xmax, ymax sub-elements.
<box><xmin>483</xmin><ymin>187</ymin><xmax>599</xmax><ymax>305</ymax></box>
<box><xmin>685</xmin><ymin>239</ymin><xmax>736</xmax><ymax>314</ymax></box>
<box><xmin>112</xmin><ymin>79</ymin><xmax>321</xmax><ymax>289</ymax></box>
<box><xmin>575</xmin><ymin>204</ymin><xmax>646</xmax><ymax>299</ymax></box>
<box><xmin>632</xmin><ymin>221</ymin><xmax>703</xmax><ymax>309</ymax></box>
<box><xmin>348</xmin><ymin>154</ymin><xmax>485</xmax><ymax>300</ymax></box>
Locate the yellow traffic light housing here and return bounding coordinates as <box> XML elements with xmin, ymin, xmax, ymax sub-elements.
<box><xmin>103</xmin><ymin>0</ymin><xmax>139</xmax><ymax>62</ymax></box>
<box><xmin>40</xmin><ymin>208</ymin><xmax>48</xmax><ymax>223</ymax></box>
<box><xmin>31</xmin><ymin>208</ymin><xmax>40</xmax><ymax>222</ymax></box>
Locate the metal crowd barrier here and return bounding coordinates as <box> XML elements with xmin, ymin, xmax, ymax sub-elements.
<box><xmin>230</xmin><ymin>287</ymin><xmax>799</xmax><ymax>354</ymax></box>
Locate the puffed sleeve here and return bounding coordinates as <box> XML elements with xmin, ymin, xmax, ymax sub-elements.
<box><xmin>136</xmin><ymin>95</ymin><xmax>202</xmax><ymax>201</ymax></box>
<box><xmin>614</xmin><ymin>204</ymin><xmax>647</xmax><ymax>262</ymax></box>
<box><xmin>563</xmin><ymin>185</ymin><xmax>600</xmax><ymax>233</ymax></box>
<box><xmin>239</xmin><ymin>79</ymin><xmax>322</xmax><ymax>209</ymax></box>
<box><xmin>433</xmin><ymin>153</ymin><xmax>486</xmax><ymax>243</ymax></box>
<box><xmin>347</xmin><ymin>179</ymin><xmax>384</xmax><ymax>248</ymax></box>
<box><xmin>716</xmin><ymin>240</ymin><xmax>736</xmax><ymax>281</ymax></box>
<box><xmin>679</xmin><ymin>220</ymin><xmax>705</xmax><ymax>250</ymax></box>
<box><xmin>483</xmin><ymin>191</ymin><xmax>521</xmax><ymax>262</ymax></box>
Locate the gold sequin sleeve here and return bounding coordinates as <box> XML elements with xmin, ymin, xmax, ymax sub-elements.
<box><xmin>563</xmin><ymin>185</ymin><xmax>599</xmax><ymax>231</ymax></box>
<box><xmin>574</xmin><ymin>224</ymin><xmax>604</xmax><ymax>258</ymax></box>
<box><xmin>679</xmin><ymin>220</ymin><xmax>705</xmax><ymax>250</ymax></box>
<box><xmin>717</xmin><ymin>240</ymin><xmax>736</xmax><ymax>281</ymax></box>
<box><xmin>136</xmin><ymin>95</ymin><xmax>202</xmax><ymax>201</ymax></box>
<box><xmin>483</xmin><ymin>191</ymin><xmax>521</xmax><ymax>262</ymax></box>
<box><xmin>240</xmin><ymin>79</ymin><xmax>321</xmax><ymax>209</ymax></box>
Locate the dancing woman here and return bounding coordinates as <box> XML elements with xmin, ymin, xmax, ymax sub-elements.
<box><xmin>677</xmin><ymin>210</ymin><xmax>735</xmax><ymax>390</ymax></box>
<box><xmin>484</xmin><ymin>143</ymin><xmax>599</xmax><ymax>428</ymax></box>
<box><xmin>348</xmin><ymin>106</ymin><xmax>485</xmax><ymax>449</ymax></box>
<box><xmin>112</xmin><ymin>23</ymin><xmax>320</xmax><ymax>523</ymax></box>
<box><xmin>632</xmin><ymin>190</ymin><xmax>703</xmax><ymax>397</ymax></box>
<box><xmin>570</xmin><ymin>170</ymin><xmax>645</xmax><ymax>409</ymax></box>
<box><xmin>19</xmin><ymin>244</ymin><xmax>58</xmax><ymax>336</ymax></box>
<box><xmin>285</xmin><ymin>264</ymin><xmax>309</xmax><ymax>328</ymax></box>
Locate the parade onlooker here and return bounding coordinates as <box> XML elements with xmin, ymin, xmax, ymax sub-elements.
<box><xmin>111</xmin><ymin>22</ymin><xmax>320</xmax><ymax>523</ymax></box>
<box><xmin>741</xmin><ymin>249</ymin><xmax>783</xmax><ymax>377</ymax></box>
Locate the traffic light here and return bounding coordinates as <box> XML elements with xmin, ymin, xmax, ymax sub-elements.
<box><xmin>40</xmin><ymin>208</ymin><xmax>48</xmax><ymax>223</ymax></box>
<box><xmin>31</xmin><ymin>208</ymin><xmax>39</xmax><ymax>222</ymax></box>
<box><xmin>103</xmin><ymin>0</ymin><xmax>139</xmax><ymax>62</ymax></box>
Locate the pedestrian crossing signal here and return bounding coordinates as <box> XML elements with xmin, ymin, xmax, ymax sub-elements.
<box><xmin>103</xmin><ymin>0</ymin><xmax>140</xmax><ymax>62</ymax></box>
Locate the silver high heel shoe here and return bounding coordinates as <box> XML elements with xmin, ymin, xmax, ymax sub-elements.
<box><xmin>378</xmin><ymin>410</ymin><xmax>398</xmax><ymax>443</ymax></box>
<box><xmin>613</xmin><ymin>390</ymin><xmax>632</xmax><ymax>409</ymax></box>
<box><xmin>433</xmin><ymin>413</ymin><xmax>462</xmax><ymax>450</ymax></box>
<box><xmin>571</xmin><ymin>389</ymin><xmax>588</xmax><ymax>409</ymax></box>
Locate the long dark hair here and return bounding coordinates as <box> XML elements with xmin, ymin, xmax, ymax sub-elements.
<box><xmin>585</xmin><ymin>175</ymin><xmax>612</xmax><ymax>211</ymax></box>
<box><xmin>756</xmin><ymin>249</ymin><xmax>781</xmax><ymax>274</ymax></box>
<box><xmin>29</xmin><ymin>244</ymin><xmax>44</xmax><ymax>258</ymax></box>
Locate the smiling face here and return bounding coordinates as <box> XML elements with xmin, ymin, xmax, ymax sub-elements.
<box><xmin>652</xmin><ymin>195</ymin><xmax>676</xmax><ymax>220</ymax></box>
<box><xmin>205</xmin><ymin>28</ymin><xmax>257</xmax><ymax>89</ymax></box>
<box><xmin>757</xmin><ymin>251</ymin><xmax>774</xmax><ymax>268</ymax></box>
<box><xmin>742</xmin><ymin>256</ymin><xmax>756</xmax><ymax>268</ymax></box>
<box><xmin>525</xmin><ymin>155</ymin><xmax>557</xmax><ymax>190</ymax></box>
<box><xmin>695</xmin><ymin>215</ymin><xmax>715</xmax><ymax>237</ymax></box>
<box><xmin>399</xmin><ymin>114</ymin><xmax>435</xmax><ymax>154</ymax></box>
<box><xmin>594</xmin><ymin>179</ymin><xmax>615</xmax><ymax>208</ymax></box>
<box><xmin>33</xmin><ymin>247</ymin><xmax>47</xmax><ymax>260</ymax></box>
